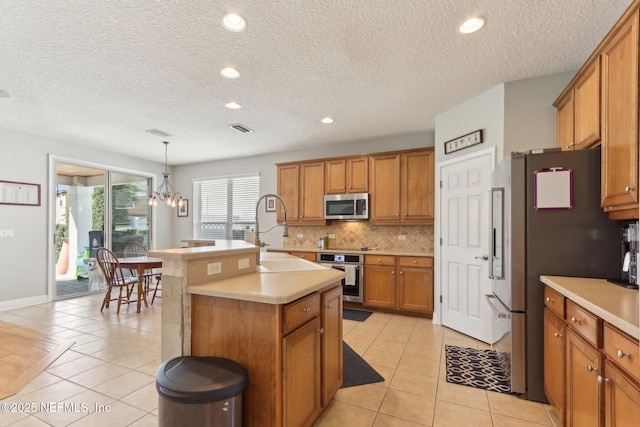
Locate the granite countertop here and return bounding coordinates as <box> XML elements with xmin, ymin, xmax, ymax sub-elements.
<box><xmin>540</xmin><ymin>275</ymin><xmax>639</xmax><ymax>340</ymax></box>
<box><xmin>187</xmin><ymin>252</ymin><xmax>345</xmax><ymax>304</ymax></box>
<box><xmin>269</xmin><ymin>247</ymin><xmax>434</xmax><ymax>257</ymax></box>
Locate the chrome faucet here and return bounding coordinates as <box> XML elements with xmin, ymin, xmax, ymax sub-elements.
<box><xmin>254</xmin><ymin>194</ymin><xmax>289</xmax><ymax>265</ymax></box>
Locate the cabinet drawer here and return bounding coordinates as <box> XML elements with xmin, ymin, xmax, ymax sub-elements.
<box><xmin>566</xmin><ymin>300</ymin><xmax>602</xmax><ymax>347</ymax></box>
<box><xmin>289</xmin><ymin>251</ymin><xmax>317</xmax><ymax>261</ymax></box>
<box><xmin>544</xmin><ymin>286</ymin><xmax>565</xmax><ymax>318</ymax></box>
<box><xmin>283</xmin><ymin>293</ymin><xmax>320</xmax><ymax>334</ymax></box>
<box><xmin>397</xmin><ymin>256</ymin><xmax>433</xmax><ymax>268</ymax></box>
<box><xmin>364</xmin><ymin>255</ymin><xmax>395</xmax><ymax>266</ymax></box>
<box><xmin>603</xmin><ymin>323</ymin><xmax>640</xmax><ymax>382</ymax></box>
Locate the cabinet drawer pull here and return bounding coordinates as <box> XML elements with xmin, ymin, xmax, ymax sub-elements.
<box><xmin>625</xmin><ymin>186</ymin><xmax>635</xmax><ymax>192</ymax></box>
<box><xmin>326</xmin><ymin>303</ymin><xmax>332</xmax><ymax>309</ymax></box>
<box><xmin>390</xmin><ymin>271</ymin><xmax>395</xmax><ymax>275</ymax></box>
<box><xmin>303</xmin><ymin>307</ymin><xmax>311</xmax><ymax>313</ymax></box>
<box><xmin>318</xmin><ymin>328</ymin><xmax>324</xmax><ymax>334</ymax></box>
<box><xmin>617</xmin><ymin>349</ymin><xmax>631</xmax><ymax>359</ymax></box>
<box><xmin>597</xmin><ymin>375</ymin><xmax>610</xmax><ymax>384</ymax></box>
<box><xmin>412</xmin><ymin>260</ymin><xmax>417</xmax><ymax>264</ymax></box>
<box><xmin>546</xmin><ymin>297</ymin><xmax>554</xmax><ymax>302</ymax></box>
<box><xmin>587</xmin><ymin>364</ymin><xmax>596</xmax><ymax>373</ymax></box>
<box><xmin>571</xmin><ymin>316</ymin><xmax>580</xmax><ymax>323</ymax></box>
<box><xmin>554</xmin><ymin>332</ymin><xmax>562</xmax><ymax>338</ymax></box>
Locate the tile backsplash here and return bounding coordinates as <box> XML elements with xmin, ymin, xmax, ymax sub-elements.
<box><xmin>283</xmin><ymin>222</ymin><xmax>434</xmax><ymax>252</ymax></box>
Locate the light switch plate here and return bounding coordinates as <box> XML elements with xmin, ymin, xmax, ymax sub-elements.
<box><xmin>207</xmin><ymin>262</ymin><xmax>222</xmax><ymax>275</ymax></box>
<box><xmin>0</xmin><ymin>230</ymin><xmax>13</xmax><ymax>238</ymax></box>
<box><xmin>398</xmin><ymin>235</ymin><xmax>406</xmax><ymax>240</ymax></box>
<box><xmin>297</xmin><ymin>234</ymin><xmax>304</xmax><ymax>238</ymax></box>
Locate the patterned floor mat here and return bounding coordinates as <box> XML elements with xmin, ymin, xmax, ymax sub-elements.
<box><xmin>445</xmin><ymin>344</ymin><xmax>512</xmax><ymax>394</ymax></box>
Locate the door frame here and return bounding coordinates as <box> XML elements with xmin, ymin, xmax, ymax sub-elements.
<box><xmin>47</xmin><ymin>154</ymin><xmax>156</xmax><ymax>301</ymax></box>
<box><xmin>434</xmin><ymin>146</ymin><xmax>495</xmax><ymax>325</ymax></box>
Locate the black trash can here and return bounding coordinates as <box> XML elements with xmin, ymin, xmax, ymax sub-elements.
<box><xmin>156</xmin><ymin>356</ymin><xmax>248</xmax><ymax>427</ymax></box>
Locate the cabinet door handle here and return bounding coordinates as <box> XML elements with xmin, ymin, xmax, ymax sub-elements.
<box><xmin>390</xmin><ymin>271</ymin><xmax>395</xmax><ymax>275</ymax></box>
<box><xmin>617</xmin><ymin>349</ymin><xmax>631</xmax><ymax>359</ymax></box>
<box><xmin>399</xmin><ymin>271</ymin><xmax>404</xmax><ymax>275</ymax></box>
<box><xmin>303</xmin><ymin>307</ymin><xmax>311</xmax><ymax>313</ymax></box>
<box><xmin>325</xmin><ymin>303</ymin><xmax>332</xmax><ymax>309</ymax></box>
<box><xmin>317</xmin><ymin>328</ymin><xmax>324</xmax><ymax>335</ymax></box>
<box><xmin>546</xmin><ymin>297</ymin><xmax>554</xmax><ymax>302</ymax></box>
<box><xmin>554</xmin><ymin>332</ymin><xmax>562</xmax><ymax>338</ymax></box>
<box><xmin>571</xmin><ymin>316</ymin><xmax>580</xmax><ymax>323</ymax></box>
<box><xmin>625</xmin><ymin>186</ymin><xmax>635</xmax><ymax>192</ymax></box>
<box><xmin>587</xmin><ymin>364</ymin><xmax>596</xmax><ymax>373</ymax></box>
<box><xmin>597</xmin><ymin>375</ymin><xmax>610</xmax><ymax>384</ymax></box>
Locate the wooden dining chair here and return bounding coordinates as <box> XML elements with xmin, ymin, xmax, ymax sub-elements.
<box><xmin>96</xmin><ymin>248</ymin><xmax>138</xmax><ymax>314</ymax></box>
<box><xmin>123</xmin><ymin>243</ymin><xmax>161</xmax><ymax>305</ymax></box>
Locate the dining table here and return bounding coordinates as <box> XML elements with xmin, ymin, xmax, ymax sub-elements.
<box><xmin>117</xmin><ymin>256</ymin><xmax>163</xmax><ymax>313</ymax></box>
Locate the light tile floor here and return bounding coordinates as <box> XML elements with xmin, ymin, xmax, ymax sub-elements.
<box><xmin>0</xmin><ymin>294</ymin><xmax>559</xmax><ymax>426</ymax></box>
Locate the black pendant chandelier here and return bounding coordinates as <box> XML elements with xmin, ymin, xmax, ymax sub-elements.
<box><xmin>148</xmin><ymin>141</ymin><xmax>183</xmax><ymax>208</ymax></box>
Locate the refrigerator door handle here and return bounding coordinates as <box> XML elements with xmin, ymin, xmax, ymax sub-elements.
<box><xmin>489</xmin><ymin>187</ymin><xmax>505</xmax><ymax>279</ymax></box>
<box><xmin>485</xmin><ymin>294</ymin><xmax>510</xmax><ymax>318</ymax></box>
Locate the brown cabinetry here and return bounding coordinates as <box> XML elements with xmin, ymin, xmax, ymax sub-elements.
<box><xmin>363</xmin><ymin>255</ymin><xmax>433</xmax><ymax>315</ymax></box>
<box><xmin>369</xmin><ymin>148</ymin><xmax>435</xmax><ymax>224</ymax></box>
<box><xmin>277</xmin><ymin>161</ymin><xmax>326</xmax><ymax>225</ymax></box>
<box><xmin>602</xmin><ymin>360</ymin><xmax>640</xmax><ymax>426</ymax></box>
<box><xmin>191</xmin><ymin>283</ymin><xmax>342</xmax><ymax>427</ymax></box>
<box><xmin>566</xmin><ymin>328</ymin><xmax>603</xmax><ymax>427</ymax></box>
<box><xmin>601</xmin><ymin>10</ymin><xmax>639</xmax><ymax>218</ymax></box>
<box><xmin>287</xmin><ymin>251</ymin><xmax>317</xmax><ymax>261</ymax></box>
<box><xmin>325</xmin><ymin>157</ymin><xmax>368</xmax><ymax>194</ymax></box>
<box><xmin>544</xmin><ymin>308</ymin><xmax>566</xmax><ymax>425</ymax></box>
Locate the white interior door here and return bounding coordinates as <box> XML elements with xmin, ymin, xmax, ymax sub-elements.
<box><xmin>440</xmin><ymin>151</ymin><xmax>493</xmax><ymax>343</ymax></box>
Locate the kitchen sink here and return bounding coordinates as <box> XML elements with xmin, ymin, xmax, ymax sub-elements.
<box><xmin>257</xmin><ymin>258</ymin><xmax>328</xmax><ymax>273</ymax></box>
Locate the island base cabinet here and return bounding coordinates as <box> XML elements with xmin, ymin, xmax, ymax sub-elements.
<box><xmin>603</xmin><ymin>360</ymin><xmax>640</xmax><ymax>427</ymax></box>
<box><xmin>283</xmin><ymin>317</ymin><xmax>322</xmax><ymax>427</ymax></box>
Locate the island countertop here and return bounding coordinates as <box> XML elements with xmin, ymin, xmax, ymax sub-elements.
<box><xmin>540</xmin><ymin>275</ymin><xmax>639</xmax><ymax>340</ymax></box>
<box><xmin>187</xmin><ymin>252</ymin><xmax>345</xmax><ymax>304</ymax></box>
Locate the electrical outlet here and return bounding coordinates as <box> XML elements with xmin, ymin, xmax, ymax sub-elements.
<box><xmin>328</xmin><ymin>234</ymin><xmax>336</xmax><ymax>239</ymax></box>
<box><xmin>297</xmin><ymin>234</ymin><xmax>304</xmax><ymax>238</ymax></box>
<box><xmin>207</xmin><ymin>262</ymin><xmax>222</xmax><ymax>275</ymax></box>
<box><xmin>398</xmin><ymin>235</ymin><xmax>406</xmax><ymax>240</ymax></box>
<box><xmin>238</xmin><ymin>258</ymin><xmax>250</xmax><ymax>270</ymax></box>
<box><xmin>0</xmin><ymin>230</ymin><xmax>13</xmax><ymax>238</ymax></box>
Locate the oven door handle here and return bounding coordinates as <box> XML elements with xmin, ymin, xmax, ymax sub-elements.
<box><xmin>485</xmin><ymin>294</ymin><xmax>510</xmax><ymax>318</ymax></box>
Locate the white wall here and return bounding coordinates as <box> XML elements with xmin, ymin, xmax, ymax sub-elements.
<box><xmin>0</xmin><ymin>127</ymin><xmax>173</xmax><ymax>309</ymax></box>
<box><xmin>172</xmin><ymin>133</ymin><xmax>435</xmax><ymax>248</ymax></box>
<box><xmin>432</xmin><ymin>71</ymin><xmax>575</xmax><ymax>324</ymax></box>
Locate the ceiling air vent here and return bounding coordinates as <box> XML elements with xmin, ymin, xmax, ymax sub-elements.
<box><xmin>146</xmin><ymin>129</ymin><xmax>172</xmax><ymax>137</ymax></box>
<box><xmin>229</xmin><ymin>123</ymin><xmax>254</xmax><ymax>134</ymax></box>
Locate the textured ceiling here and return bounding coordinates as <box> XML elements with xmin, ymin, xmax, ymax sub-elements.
<box><xmin>0</xmin><ymin>0</ymin><xmax>632</xmax><ymax>165</ymax></box>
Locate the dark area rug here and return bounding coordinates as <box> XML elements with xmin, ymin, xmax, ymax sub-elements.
<box><xmin>343</xmin><ymin>308</ymin><xmax>373</xmax><ymax>322</ymax></box>
<box><xmin>341</xmin><ymin>341</ymin><xmax>384</xmax><ymax>388</ymax></box>
<box><xmin>445</xmin><ymin>345</ymin><xmax>512</xmax><ymax>394</ymax></box>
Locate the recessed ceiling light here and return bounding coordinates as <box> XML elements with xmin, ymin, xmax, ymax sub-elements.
<box><xmin>459</xmin><ymin>17</ymin><xmax>485</xmax><ymax>34</ymax></box>
<box><xmin>0</xmin><ymin>89</ymin><xmax>10</xmax><ymax>98</ymax></box>
<box><xmin>225</xmin><ymin>102</ymin><xmax>242</xmax><ymax>110</ymax></box>
<box><xmin>223</xmin><ymin>13</ymin><xmax>246</xmax><ymax>32</ymax></box>
<box><xmin>220</xmin><ymin>67</ymin><xmax>240</xmax><ymax>79</ymax></box>
<box><xmin>321</xmin><ymin>117</ymin><xmax>334</xmax><ymax>124</ymax></box>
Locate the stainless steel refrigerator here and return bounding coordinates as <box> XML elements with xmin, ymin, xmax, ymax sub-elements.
<box><xmin>486</xmin><ymin>148</ymin><xmax>621</xmax><ymax>403</ymax></box>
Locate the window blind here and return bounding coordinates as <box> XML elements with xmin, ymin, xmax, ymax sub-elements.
<box><xmin>194</xmin><ymin>174</ymin><xmax>259</xmax><ymax>240</ymax></box>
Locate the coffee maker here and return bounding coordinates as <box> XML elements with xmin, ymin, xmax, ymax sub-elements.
<box><xmin>620</xmin><ymin>222</ymin><xmax>638</xmax><ymax>288</ymax></box>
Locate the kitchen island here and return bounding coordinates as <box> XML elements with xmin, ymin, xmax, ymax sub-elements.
<box><xmin>150</xmin><ymin>244</ymin><xmax>345</xmax><ymax>427</ymax></box>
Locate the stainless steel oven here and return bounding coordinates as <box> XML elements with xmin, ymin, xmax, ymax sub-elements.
<box><xmin>317</xmin><ymin>252</ymin><xmax>363</xmax><ymax>302</ymax></box>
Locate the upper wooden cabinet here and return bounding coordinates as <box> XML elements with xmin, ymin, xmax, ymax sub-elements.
<box><xmin>277</xmin><ymin>161</ymin><xmax>326</xmax><ymax>225</ymax></box>
<box><xmin>555</xmin><ymin>57</ymin><xmax>601</xmax><ymax>151</ymax></box>
<box><xmin>601</xmin><ymin>10</ymin><xmax>639</xmax><ymax>218</ymax></box>
<box><xmin>369</xmin><ymin>148</ymin><xmax>434</xmax><ymax>224</ymax></box>
<box><xmin>325</xmin><ymin>157</ymin><xmax>368</xmax><ymax>194</ymax></box>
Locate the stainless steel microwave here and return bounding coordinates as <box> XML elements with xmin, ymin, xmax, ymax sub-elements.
<box><xmin>324</xmin><ymin>193</ymin><xmax>369</xmax><ymax>220</ymax></box>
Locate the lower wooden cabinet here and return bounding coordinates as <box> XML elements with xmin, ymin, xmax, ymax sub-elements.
<box><xmin>321</xmin><ymin>286</ymin><xmax>343</xmax><ymax>406</ymax></box>
<box><xmin>544</xmin><ymin>308</ymin><xmax>565</xmax><ymax>425</ymax></box>
<box><xmin>602</xmin><ymin>360</ymin><xmax>640</xmax><ymax>426</ymax></box>
<box><xmin>566</xmin><ymin>328</ymin><xmax>603</xmax><ymax>427</ymax></box>
<box><xmin>363</xmin><ymin>255</ymin><xmax>433</xmax><ymax>315</ymax></box>
<box><xmin>288</xmin><ymin>251</ymin><xmax>317</xmax><ymax>261</ymax></box>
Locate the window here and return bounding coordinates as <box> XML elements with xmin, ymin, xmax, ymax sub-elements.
<box><xmin>194</xmin><ymin>174</ymin><xmax>259</xmax><ymax>240</ymax></box>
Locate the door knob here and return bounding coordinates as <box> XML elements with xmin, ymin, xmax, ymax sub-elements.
<box><xmin>475</xmin><ymin>255</ymin><xmax>489</xmax><ymax>260</ymax></box>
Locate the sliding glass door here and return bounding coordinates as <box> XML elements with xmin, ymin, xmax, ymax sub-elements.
<box><xmin>54</xmin><ymin>162</ymin><xmax>151</xmax><ymax>300</ymax></box>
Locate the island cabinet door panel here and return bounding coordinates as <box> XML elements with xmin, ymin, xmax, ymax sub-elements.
<box><xmin>566</xmin><ymin>329</ymin><xmax>603</xmax><ymax>427</ymax></box>
<box><xmin>363</xmin><ymin>265</ymin><xmax>395</xmax><ymax>309</ymax></box>
<box><xmin>603</xmin><ymin>360</ymin><xmax>640</xmax><ymax>427</ymax></box>
<box><xmin>544</xmin><ymin>308</ymin><xmax>565</xmax><ymax>425</ymax></box>
<box><xmin>321</xmin><ymin>286</ymin><xmax>343</xmax><ymax>406</ymax></box>
<box><xmin>283</xmin><ymin>317</ymin><xmax>322</xmax><ymax>427</ymax></box>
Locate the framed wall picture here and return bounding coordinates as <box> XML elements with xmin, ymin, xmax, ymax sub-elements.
<box><xmin>266</xmin><ymin>196</ymin><xmax>276</xmax><ymax>212</ymax></box>
<box><xmin>0</xmin><ymin>180</ymin><xmax>41</xmax><ymax>206</ymax></box>
<box><xmin>177</xmin><ymin>199</ymin><xmax>189</xmax><ymax>217</ymax></box>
